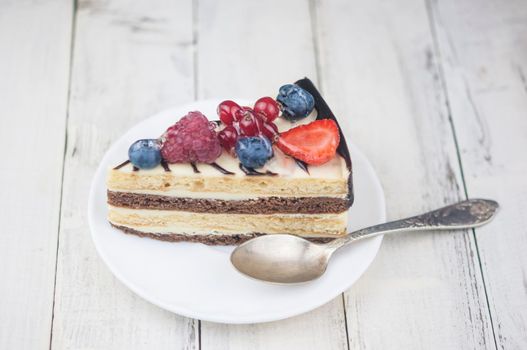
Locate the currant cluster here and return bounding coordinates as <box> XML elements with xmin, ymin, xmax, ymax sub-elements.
<box><xmin>217</xmin><ymin>98</ymin><xmax>280</xmax><ymax>155</ymax></box>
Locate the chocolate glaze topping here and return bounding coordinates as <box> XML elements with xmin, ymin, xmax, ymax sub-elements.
<box><xmin>294</xmin><ymin>77</ymin><xmax>352</xmax><ymax>172</ymax></box>
<box><xmin>190</xmin><ymin>162</ymin><xmax>200</xmax><ymax>173</ymax></box>
<box><xmin>239</xmin><ymin>163</ymin><xmax>277</xmax><ymax>176</ymax></box>
<box><xmin>113</xmin><ymin>159</ymin><xmax>131</xmax><ymax>170</ymax></box>
<box><xmin>209</xmin><ymin>162</ymin><xmax>235</xmax><ymax>175</ymax></box>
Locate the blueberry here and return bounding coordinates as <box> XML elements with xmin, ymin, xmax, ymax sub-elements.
<box><xmin>276</xmin><ymin>84</ymin><xmax>315</xmax><ymax>121</ymax></box>
<box><xmin>128</xmin><ymin>139</ymin><xmax>162</xmax><ymax>169</ymax></box>
<box><xmin>235</xmin><ymin>136</ymin><xmax>273</xmax><ymax>169</ymax></box>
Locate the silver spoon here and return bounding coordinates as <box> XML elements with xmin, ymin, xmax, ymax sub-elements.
<box><xmin>231</xmin><ymin>199</ymin><xmax>499</xmax><ymax>284</ymax></box>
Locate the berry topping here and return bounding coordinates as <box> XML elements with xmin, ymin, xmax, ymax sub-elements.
<box><xmin>238</xmin><ymin>109</ymin><xmax>260</xmax><ymax>136</ymax></box>
<box><xmin>216</xmin><ymin>100</ymin><xmax>280</xmax><ymax>154</ymax></box>
<box><xmin>161</xmin><ymin>111</ymin><xmax>222</xmax><ymax>163</ymax></box>
<box><xmin>128</xmin><ymin>139</ymin><xmax>162</xmax><ymax>169</ymax></box>
<box><xmin>276</xmin><ymin>119</ymin><xmax>340</xmax><ymax>165</ymax></box>
<box><xmin>218</xmin><ymin>125</ymin><xmax>238</xmax><ymax>155</ymax></box>
<box><xmin>276</xmin><ymin>84</ymin><xmax>315</xmax><ymax>121</ymax></box>
<box><xmin>260</xmin><ymin>119</ymin><xmax>279</xmax><ymax>141</ymax></box>
<box><xmin>235</xmin><ymin>136</ymin><xmax>273</xmax><ymax>169</ymax></box>
<box><xmin>217</xmin><ymin>100</ymin><xmax>241</xmax><ymax>125</ymax></box>
<box><xmin>253</xmin><ymin>97</ymin><xmax>280</xmax><ymax>122</ymax></box>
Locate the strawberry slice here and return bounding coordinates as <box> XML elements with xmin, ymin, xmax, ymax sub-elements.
<box><xmin>276</xmin><ymin>119</ymin><xmax>340</xmax><ymax>165</ymax></box>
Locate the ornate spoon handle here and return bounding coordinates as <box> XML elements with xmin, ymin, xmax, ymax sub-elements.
<box><xmin>326</xmin><ymin>199</ymin><xmax>499</xmax><ymax>251</ymax></box>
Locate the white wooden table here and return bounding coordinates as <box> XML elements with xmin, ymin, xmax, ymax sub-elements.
<box><xmin>1</xmin><ymin>0</ymin><xmax>526</xmax><ymax>348</ymax></box>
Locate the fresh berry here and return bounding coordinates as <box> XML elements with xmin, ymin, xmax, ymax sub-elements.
<box><xmin>238</xmin><ymin>109</ymin><xmax>260</xmax><ymax>136</ymax></box>
<box><xmin>128</xmin><ymin>139</ymin><xmax>162</xmax><ymax>169</ymax></box>
<box><xmin>235</xmin><ymin>136</ymin><xmax>273</xmax><ymax>169</ymax></box>
<box><xmin>161</xmin><ymin>111</ymin><xmax>222</xmax><ymax>163</ymax></box>
<box><xmin>254</xmin><ymin>97</ymin><xmax>280</xmax><ymax>122</ymax></box>
<box><xmin>259</xmin><ymin>119</ymin><xmax>279</xmax><ymax>141</ymax></box>
<box><xmin>217</xmin><ymin>100</ymin><xmax>241</xmax><ymax>125</ymax></box>
<box><xmin>276</xmin><ymin>84</ymin><xmax>315</xmax><ymax>121</ymax></box>
<box><xmin>276</xmin><ymin>119</ymin><xmax>340</xmax><ymax>165</ymax></box>
<box><xmin>218</xmin><ymin>125</ymin><xmax>238</xmax><ymax>155</ymax></box>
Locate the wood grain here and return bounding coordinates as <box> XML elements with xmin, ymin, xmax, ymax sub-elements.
<box><xmin>197</xmin><ymin>0</ymin><xmax>348</xmax><ymax>348</ymax></box>
<box><xmin>50</xmin><ymin>0</ymin><xmax>198</xmax><ymax>349</ymax></box>
<box><xmin>0</xmin><ymin>1</ymin><xmax>72</xmax><ymax>349</ymax></box>
<box><xmin>1</xmin><ymin>0</ymin><xmax>523</xmax><ymax>348</ymax></box>
<box><xmin>313</xmin><ymin>0</ymin><xmax>495</xmax><ymax>348</ymax></box>
<box><xmin>429</xmin><ymin>0</ymin><xmax>527</xmax><ymax>347</ymax></box>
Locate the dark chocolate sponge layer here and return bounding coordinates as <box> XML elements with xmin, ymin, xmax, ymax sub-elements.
<box><xmin>108</xmin><ymin>191</ymin><xmax>351</xmax><ymax>214</ymax></box>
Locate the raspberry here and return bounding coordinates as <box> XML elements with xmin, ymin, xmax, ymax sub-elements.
<box><xmin>161</xmin><ymin>111</ymin><xmax>222</xmax><ymax>163</ymax></box>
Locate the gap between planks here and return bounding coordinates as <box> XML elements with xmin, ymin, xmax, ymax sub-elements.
<box><xmin>49</xmin><ymin>0</ymin><xmax>79</xmax><ymax>349</ymax></box>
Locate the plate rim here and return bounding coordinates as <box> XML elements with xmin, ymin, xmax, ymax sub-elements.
<box><xmin>88</xmin><ymin>100</ymin><xmax>386</xmax><ymax>324</ymax></box>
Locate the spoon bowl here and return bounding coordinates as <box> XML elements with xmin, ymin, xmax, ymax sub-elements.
<box><xmin>231</xmin><ymin>234</ymin><xmax>330</xmax><ymax>283</ymax></box>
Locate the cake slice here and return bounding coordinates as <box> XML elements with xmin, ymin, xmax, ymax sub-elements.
<box><xmin>107</xmin><ymin>78</ymin><xmax>353</xmax><ymax>245</ymax></box>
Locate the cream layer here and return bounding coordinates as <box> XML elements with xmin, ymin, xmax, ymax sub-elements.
<box><xmin>108</xmin><ymin>206</ymin><xmax>348</xmax><ymax>236</ymax></box>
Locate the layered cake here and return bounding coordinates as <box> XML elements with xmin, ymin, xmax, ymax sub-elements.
<box><xmin>107</xmin><ymin>78</ymin><xmax>353</xmax><ymax>245</ymax></box>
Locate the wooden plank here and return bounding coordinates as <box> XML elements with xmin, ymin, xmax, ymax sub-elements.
<box><xmin>197</xmin><ymin>0</ymin><xmax>348</xmax><ymax>348</ymax></box>
<box><xmin>313</xmin><ymin>0</ymin><xmax>495</xmax><ymax>348</ymax></box>
<box><xmin>201</xmin><ymin>301</ymin><xmax>348</xmax><ymax>350</ymax></box>
<box><xmin>0</xmin><ymin>1</ymin><xmax>72</xmax><ymax>349</ymax></box>
<box><xmin>196</xmin><ymin>0</ymin><xmax>317</xmax><ymax>98</ymax></box>
<box><xmin>429</xmin><ymin>0</ymin><xmax>527</xmax><ymax>347</ymax></box>
<box><xmin>50</xmin><ymin>0</ymin><xmax>198</xmax><ymax>348</ymax></box>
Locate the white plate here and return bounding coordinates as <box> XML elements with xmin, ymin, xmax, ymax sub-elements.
<box><xmin>88</xmin><ymin>100</ymin><xmax>386</xmax><ymax>324</ymax></box>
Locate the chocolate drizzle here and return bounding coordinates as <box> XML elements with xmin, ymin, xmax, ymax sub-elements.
<box><xmin>209</xmin><ymin>162</ymin><xmax>235</xmax><ymax>175</ymax></box>
<box><xmin>160</xmin><ymin>160</ymin><xmax>171</xmax><ymax>172</ymax></box>
<box><xmin>113</xmin><ymin>159</ymin><xmax>131</xmax><ymax>170</ymax></box>
<box><xmin>294</xmin><ymin>159</ymin><xmax>310</xmax><ymax>174</ymax></box>
<box><xmin>190</xmin><ymin>162</ymin><xmax>200</xmax><ymax>173</ymax></box>
<box><xmin>239</xmin><ymin>163</ymin><xmax>277</xmax><ymax>176</ymax></box>
<box><xmin>113</xmin><ymin>159</ymin><xmax>237</xmax><ymax>176</ymax></box>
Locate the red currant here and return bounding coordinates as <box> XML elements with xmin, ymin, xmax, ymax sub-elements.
<box><xmin>254</xmin><ymin>97</ymin><xmax>280</xmax><ymax>122</ymax></box>
<box><xmin>217</xmin><ymin>100</ymin><xmax>241</xmax><ymax>125</ymax></box>
<box><xmin>233</xmin><ymin>107</ymin><xmax>252</xmax><ymax>122</ymax></box>
<box><xmin>238</xmin><ymin>109</ymin><xmax>259</xmax><ymax>136</ymax></box>
<box><xmin>218</xmin><ymin>125</ymin><xmax>238</xmax><ymax>154</ymax></box>
<box><xmin>260</xmin><ymin>120</ymin><xmax>279</xmax><ymax>141</ymax></box>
